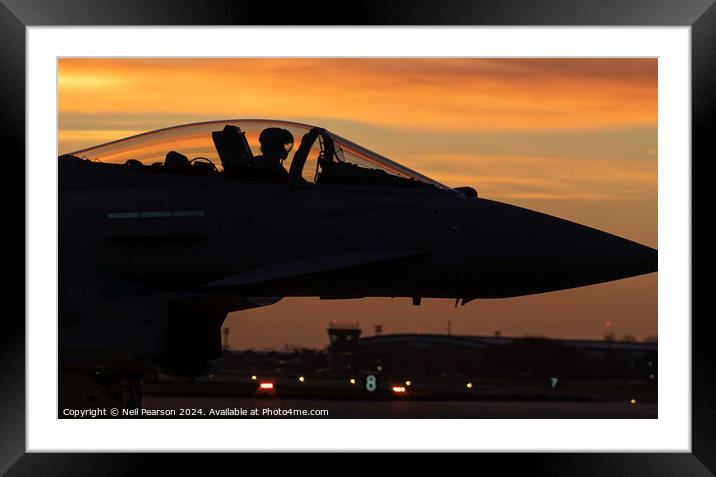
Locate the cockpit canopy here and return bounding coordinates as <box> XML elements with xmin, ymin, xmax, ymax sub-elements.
<box><xmin>64</xmin><ymin>119</ymin><xmax>451</xmax><ymax>190</ymax></box>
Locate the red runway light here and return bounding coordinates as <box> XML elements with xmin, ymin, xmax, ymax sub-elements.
<box><xmin>392</xmin><ymin>386</ymin><xmax>406</xmax><ymax>393</ymax></box>
<box><xmin>259</xmin><ymin>382</ymin><xmax>274</xmax><ymax>390</ymax></box>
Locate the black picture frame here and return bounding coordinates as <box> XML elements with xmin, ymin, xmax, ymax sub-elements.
<box><xmin>1</xmin><ymin>0</ymin><xmax>712</xmax><ymax>474</ymax></box>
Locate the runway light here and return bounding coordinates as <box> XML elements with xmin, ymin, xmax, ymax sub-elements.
<box><xmin>251</xmin><ymin>375</ymin><xmax>257</xmax><ymax>381</ymax></box>
<box><xmin>299</xmin><ymin>376</ymin><xmax>305</xmax><ymax>383</ymax></box>
<box><xmin>350</xmin><ymin>378</ymin><xmax>356</xmax><ymax>385</ymax></box>
<box><xmin>630</xmin><ymin>398</ymin><xmax>637</xmax><ymax>405</ymax></box>
<box><xmin>405</xmin><ymin>380</ymin><xmax>412</xmax><ymax>386</ymax></box>
<box><xmin>392</xmin><ymin>386</ymin><xmax>406</xmax><ymax>393</ymax></box>
<box><xmin>466</xmin><ymin>382</ymin><xmax>473</xmax><ymax>389</ymax></box>
<box><xmin>259</xmin><ymin>382</ymin><xmax>274</xmax><ymax>390</ymax></box>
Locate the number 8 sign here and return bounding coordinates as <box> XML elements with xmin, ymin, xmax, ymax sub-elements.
<box><xmin>364</xmin><ymin>374</ymin><xmax>378</xmax><ymax>392</ymax></box>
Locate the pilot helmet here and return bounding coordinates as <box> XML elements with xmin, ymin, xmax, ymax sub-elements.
<box><xmin>258</xmin><ymin>127</ymin><xmax>294</xmax><ymax>157</ymax></box>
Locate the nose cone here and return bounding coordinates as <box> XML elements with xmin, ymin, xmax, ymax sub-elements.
<box><xmin>466</xmin><ymin>199</ymin><xmax>657</xmax><ymax>298</ymax></box>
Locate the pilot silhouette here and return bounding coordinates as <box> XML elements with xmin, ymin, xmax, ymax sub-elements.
<box><xmin>252</xmin><ymin>127</ymin><xmax>294</xmax><ymax>181</ymax></box>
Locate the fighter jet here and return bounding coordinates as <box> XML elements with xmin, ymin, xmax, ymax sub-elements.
<box><xmin>58</xmin><ymin>119</ymin><xmax>657</xmax><ymax>408</ymax></box>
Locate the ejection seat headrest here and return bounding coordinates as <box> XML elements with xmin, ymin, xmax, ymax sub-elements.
<box><xmin>164</xmin><ymin>150</ymin><xmax>190</xmax><ymax>172</ymax></box>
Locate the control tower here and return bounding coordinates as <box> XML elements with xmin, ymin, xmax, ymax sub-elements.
<box><xmin>327</xmin><ymin>322</ymin><xmax>361</xmax><ymax>371</ymax></box>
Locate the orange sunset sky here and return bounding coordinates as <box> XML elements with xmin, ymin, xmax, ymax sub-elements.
<box><xmin>58</xmin><ymin>58</ymin><xmax>657</xmax><ymax>349</ymax></box>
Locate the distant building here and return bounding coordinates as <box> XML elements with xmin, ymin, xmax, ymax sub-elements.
<box><xmin>326</xmin><ymin>322</ymin><xmax>361</xmax><ymax>372</ymax></box>
<box><xmin>329</xmin><ymin>329</ymin><xmax>657</xmax><ymax>382</ymax></box>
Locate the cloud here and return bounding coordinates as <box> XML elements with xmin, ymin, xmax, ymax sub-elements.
<box><xmin>58</xmin><ymin>58</ymin><xmax>657</xmax><ymax>134</ymax></box>
<box><xmin>403</xmin><ymin>152</ymin><xmax>656</xmax><ymax>201</ymax></box>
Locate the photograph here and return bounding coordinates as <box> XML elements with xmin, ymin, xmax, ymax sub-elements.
<box><xmin>0</xmin><ymin>0</ymin><xmax>707</xmax><ymax>469</ymax></box>
<box><xmin>57</xmin><ymin>57</ymin><xmax>658</xmax><ymax>419</ymax></box>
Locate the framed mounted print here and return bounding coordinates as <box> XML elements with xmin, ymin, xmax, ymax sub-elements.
<box><xmin>1</xmin><ymin>0</ymin><xmax>712</xmax><ymax>474</ymax></box>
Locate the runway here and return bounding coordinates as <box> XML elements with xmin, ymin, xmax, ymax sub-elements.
<box><xmin>142</xmin><ymin>395</ymin><xmax>657</xmax><ymax>419</ymax></box>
